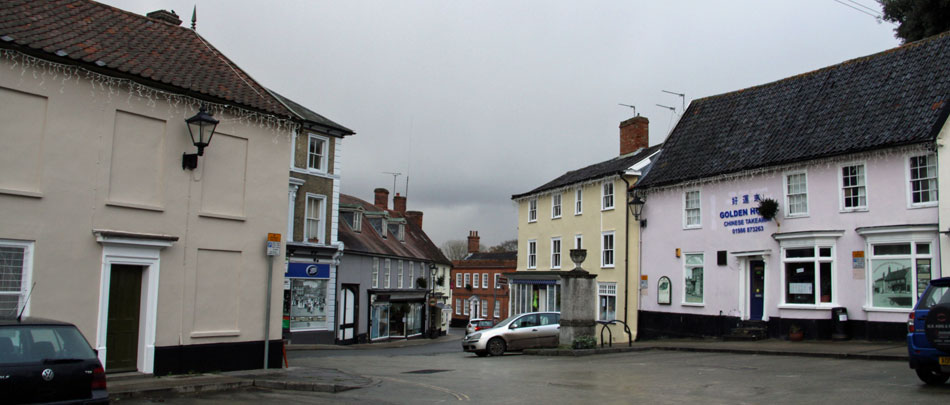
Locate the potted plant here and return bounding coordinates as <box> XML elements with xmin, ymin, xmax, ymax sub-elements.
<box><xmin>416</xmin><ymin>277</ymin><xmax>427</xmax><ymax>289</ymax></box>
<box><xmin>788</xmin><ymin>324</ymin><xmax>804</xmax><ymax>341</ymax></box>
<box><xmin>758</xmin><ymin>198</ymin><xmax>780</xmax><ymax>227</ymax></box>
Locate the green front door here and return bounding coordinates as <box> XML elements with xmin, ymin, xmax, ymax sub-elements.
<box><xmin>106</xmin><ymin>264</ymin><xmax>142</xmax><ymax>372</ymax></box>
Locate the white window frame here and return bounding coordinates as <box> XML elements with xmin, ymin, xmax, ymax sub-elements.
<box><xmin>774</xmin><ymin>231</ymin><xmax>844</xmax><ymax>309</ymax></box>
<box><xmin>575</xmin><ymin>188</ymin><xmax>583</xmax><ymax>215</ymax></box>
<box><xmin>482</xmin><ymin>273</ymin><xmax>489</xmax><ymax>288</ymax></box>
<box><xmin>0</xmin><ymin>240</ymin><xmax>34</xmax><ymax>317</ymax></box>
<box><xmin>464</xmin><ymin>273</ymin><xmax>471</xmax><ymax>288</ymax></box>
<box><xmin>463</xmin><ymin>301</ymin><xmax>470</xmax><ymax>316</ymax></box>
<box><xmin>601</xmin><ymin>231</ymin><xmax>615</xmax><ymax>268</ymax></box>
<box><xmin>575</xmin><ymin>234</ymin><xmax>583</xmax><ymax>250</ymax></box>
<box><xmin>551</xmin><ymin>237</ymin><xmax>562</xmax><ymax>269</ymax></box>
<box><xmin>552</xmin><ymin>193</ymin><xmax>562</xmax><ymax>219</ymax></box>
<box><xmin>528</xmin><ymin>240</ymin><xmax>537</xmax><ymax>269</ymax></box>
<box><xmin>683</xmin><ymin>252</ymin><xmax>705</xmax><ymax>305</ymax></box>
<box><xmin>597</xmin><ymin>282</ymin><xmax>617</xmax><ymax>321</ymax></box>
<box><xmin>839</xmin><ymin>162</ymin><xmax>868</xmax><ymax>212</ymax></box>
<box><xmin>455</xmin><ymin>298</ymin><xmax>461</xmax><ymax>315</ymax></box>
<box><xmin>384</xmin><ymin>259</ymin><xmax>391</xmax><ymax>288</ymax></box>
<box><xmin>602</xmin><ymin>181</ymin><xmax>615</xmax><ymax>210</ymax></box>
<box><xmin>304</xmin><ymin>193</ymin><xmax>326</xmax><ymax>244</ymax></box>
<box><xmin>528</xmin><ymin>199</ymin><xmax>538</xmax><ymax>222</ymax></box>
<box><xmin>860</xmin><ymin>226</ymin><xmax>937</xmax><ymax>311</ymax></box>
<box><xmin>481</xmin><ymin>299</ymin><xmax>488</xmax><ymax>317</ymax></box>
<box><xmin>494</xmin><ymin>300</ymin><xmax>500</xmax><ymax>318</ymax></box>
<box><xmin>473</xmin><ymin>273</ymin><xmax>480</xmax><ymax>290</ymax></box>
<box><xmin>784</xmin><ymin>171</ymin><xmax>809</xmax><ymax>217</ymax></box>
<box><xmin>494</xmin><ymin>273</ymin><xmax>502</xmax><ymax>289</ymax></box>
<box><xmin>306</xmin><ymin>133</ymin><xmax>329</xmax><ymax>173</ymax></box>
<box><xmin>908</xmin><ymin>153</ymin><xmax>938</xmax><ymax>208</ymax></box>
<box><xmin>372</xmin><ymin>258</ymin><xmax>379</xmax><ymax>288</ymax></box>
<box><xmin>456</xmin><ymin>273</ymin><xmax>462</xmax><ymax>288</ymax></box>
<box><xmin>397</xmin><ymin>260</ymin><xmax>404</xmax><ymax>288</ymax></box>
<box><xmin>683</xmin><ymin>189</ymin><xmax>701</xmax><ymax>229</ymax></box>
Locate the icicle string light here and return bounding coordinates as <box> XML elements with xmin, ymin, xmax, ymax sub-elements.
<box><xmin>1</xmin><ymin>49</ymin><xmax>298</xmax><ymax>135</ymax></box>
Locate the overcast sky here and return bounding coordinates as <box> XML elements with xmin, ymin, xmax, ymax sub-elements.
<box><xmin>102</xmin><ymin>0</ymin><xmax>899</xmax><ymax>248</ymax></box>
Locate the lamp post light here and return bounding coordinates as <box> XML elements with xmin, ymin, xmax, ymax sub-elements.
<box><xmin>182</xmin><ymin>105</ymin><xmax>219</xmax><ymax>170</ymax></box>
<box><xmin>628</xmin><ymin>192</ymin><xmax>646</xmax><ymax>228</ymax></box>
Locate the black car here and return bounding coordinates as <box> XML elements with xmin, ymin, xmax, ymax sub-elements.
<box><xmin>0</xmin><ymin>317</ymin><xmax>108</xmax><ymax>404</ymax></box>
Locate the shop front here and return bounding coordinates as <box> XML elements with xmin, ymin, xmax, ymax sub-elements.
<box><xmin>368</xmin><ymin>290</ymin><xmax>426</xmax><ymax>340</ymax></box>
<box><xmin>506</xmin><ymin>272</ymin><xmax>561</xmax><ymax>316</ymax></box>
<box><xmin>283</xmin><ymin>262</ymin><xmax>333</xmax><ymax>343</ymax></box>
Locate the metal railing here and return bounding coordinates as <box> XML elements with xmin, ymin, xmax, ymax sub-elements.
<box><xmin>597</xmin><ymin>320</ymin><xmax>633</xmax><ymax>348</ymax></box>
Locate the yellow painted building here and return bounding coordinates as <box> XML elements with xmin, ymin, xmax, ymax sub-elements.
<box><xmin>510</xmin><ymin>116</ymin><xmax>659</xmax><ymax>342</ymax></box>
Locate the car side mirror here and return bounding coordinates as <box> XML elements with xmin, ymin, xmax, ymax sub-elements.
<box><xmin>509</xmin><ymin>324</ymin><xmax>517</xmax><ymax>329</ymax></box>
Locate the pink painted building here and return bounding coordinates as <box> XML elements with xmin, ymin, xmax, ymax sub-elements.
<box><xmin>634</xmin><ymin>34</ymin><xmax>950</xmax><ymax>341</ymax></box>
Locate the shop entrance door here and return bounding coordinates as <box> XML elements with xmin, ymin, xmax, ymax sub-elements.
<box><xmin>339</xmin><ymin>285</ymin><xmax>358</xmax><ymax>343</ymax></box>
<box><xmin>106</xmin><ymin>264</ymin><xmax>142</xmax><ymax>372</ymax></box>
<box><xmin>749</xmin><ymin>260</ymin><xmax>765</xmax><ymax>320</ymax></box>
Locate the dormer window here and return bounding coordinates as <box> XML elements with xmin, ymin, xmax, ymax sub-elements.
<box><xmin>388</xmin><ymin>222</ymin><xmax>405</xmax><ymax>242</ymax></box>
<box><xmin>341</xmin><ymin>210</ymin><xmax>363</xmax><ymax>232</ymax></box>
<box><xmin>369</xmin><ymin>217</ymin><xmax>385</xmax><ymax>238</ymax></box>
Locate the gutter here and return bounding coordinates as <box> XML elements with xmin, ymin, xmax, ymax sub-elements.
<box><xmin>621</xmin><ymin>177</ymin><xmax>631</xmax><ymax>327</ymax></box>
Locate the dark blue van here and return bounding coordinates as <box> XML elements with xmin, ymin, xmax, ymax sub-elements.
<box><xmin>907</xmin><ymin>277</ymin><xmax>950</xmax><ymax>385</ymax></box>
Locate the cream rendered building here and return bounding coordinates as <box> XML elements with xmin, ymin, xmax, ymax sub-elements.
<box><xmin>0</xmin><ymin>2</ymin><xmax>344</xmax><ymax>374</ymax></box>
<box><xmin>510</xmin><ymin>117</ymin><xmax>659</xmax><ymax>342</ymax></box>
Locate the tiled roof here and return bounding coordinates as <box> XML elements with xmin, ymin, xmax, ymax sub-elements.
<box><xmin>0</xmin><ymin>0</ymin><xmax>291</xmax><ymax>117</ymax></box>
<box><xmin>267</xmin><ymin>89</ymin><xmax>355</xmax><ymax>136</ymax></box>
<box><xmin>511</xmin><ymin>144</ymin><xmax>662</xmax><ymax>199</ymax></box>
<box><xmin>338</xmin><ymin>194</ymin><xmax>452</xmax><ymax>265</ymax></box>
<box><xmin>636</xmin><ymin>33</ymin><xmax>950</xmax><ymax>189</ymax></box>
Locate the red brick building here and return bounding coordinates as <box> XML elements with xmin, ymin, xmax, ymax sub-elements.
<box><xmin>450</xmin><ymin>231</ymin><xmax>515</xmax><ymax>327</ymax></box>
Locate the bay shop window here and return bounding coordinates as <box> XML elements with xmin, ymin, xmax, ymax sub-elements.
<box><xmin>774</xmin><ymin>231</ymin><xmax>842</xmax><ymax>307</ymax></box>
<box><xmin>511</xmin><ymin>281</ymin><xmax>560</xmax><ymax>315</ymax></box>
<box><xmin>858</xmin><ymin>225</ymin><xmax>937</xmax><ymax>310</ymax></box>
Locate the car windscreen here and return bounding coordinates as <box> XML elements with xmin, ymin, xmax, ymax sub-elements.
<box><xmin>917</xmin><ymin>285</ymin><xmax>949</xmax><ymax>310</ymax></box>
<box><xmin>0</xmin><ymin>325</ymin><xmax>97</xmax><ymax>365</ymax></box>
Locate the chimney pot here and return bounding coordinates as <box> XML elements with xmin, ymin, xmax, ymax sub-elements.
<box><xmin>406</xmin><ymin>211</ymin><xmax>423</xmax><ymax>229</ymax></box>
<box><xmin>374</xmin><ymin>188</ymin><xmax>389</xmax><ymax>210</ymax></box>
<box><xmin>146</xmin><ymin>10</ymin><xmax>182</xmax><ymax>26</ymax></box>
<box><xmin>393</xmin><ymin>193</ymin><xmax>407</xmax><ymax>213</ymax></box>
<box><xmin>619</xmin><ymin>116</ymin><xmax>649</xmax><ymax>155</ymax></box>
<box><xmin>467</xmin><ymin>231</ymin><xmax>481</xmax><ymax>254</ymax></box>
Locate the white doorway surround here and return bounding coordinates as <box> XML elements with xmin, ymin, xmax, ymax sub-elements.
<box><xmin>94</xmin><ymin>230</ymin><xmax>176</xmax><ymax>374</ymax></box>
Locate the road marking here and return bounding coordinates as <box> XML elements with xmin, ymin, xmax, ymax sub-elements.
<box><xmin>375</xmin><ymin>375</ymin><xmax>470</xmax><ymax>401</ymax></box>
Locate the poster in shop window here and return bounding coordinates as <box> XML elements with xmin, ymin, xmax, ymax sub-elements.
<box><xmin>290</xmin><ymin>279</ymin><xmax>327</xmax><ymax>329</ymax></box>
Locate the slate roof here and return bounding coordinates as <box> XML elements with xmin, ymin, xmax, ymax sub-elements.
<box><xmin>338</xmin><ymin>194</ymin><xmax>452</xmax><ymax>265</ymax></box>
<box><xmin>267</xmin><ymin>89</ymin><xmax>354</xmax><ymax>136</ymax></box>
<box><xmin>0</xmin><ymin>0</ymin><xmax>291</xmax><ymax>117</ymax></box>
<box><xmin>636</xmin><ymin>32</ymin><xmax>950</xmax><ymax>190</ymax></box>
<box><xmin>511</xmin><ymin>144</ymin><xmax>662</xmax><ymax>199</ymax></box>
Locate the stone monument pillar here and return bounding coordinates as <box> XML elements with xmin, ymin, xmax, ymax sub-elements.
<box><xmin>559</xmin><ymin>249</ymin><xmax>598</xmax><ymax>347</ymax></box>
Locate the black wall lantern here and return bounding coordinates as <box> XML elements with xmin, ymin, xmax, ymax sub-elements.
<box><xmin>628</xmin><ymin>191</ymin><xmax>646</xmax><ymax>228</ymax></box>
<box><xmin>182</xmin><ymin>106</ymin><xmax>219</xmax><ymax>170</ymax></box>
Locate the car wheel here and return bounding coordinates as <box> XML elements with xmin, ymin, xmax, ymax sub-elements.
<box><xmin>487</xmin><ymin>337</ymin><xmax>506</xmax><ymax>356</ymax></box>
<box><xmin>915</xmin><ymin>367</ymin><xmax>950</xmax><ymax>386</ymax></box>
<box><xmin>475</xmin><ymin>351</ymin><xmax>488</xmax><ymax>357</ymax></box>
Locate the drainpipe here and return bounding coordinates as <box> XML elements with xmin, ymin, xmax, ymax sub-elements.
<box><xmin>621</xmin><ymin>176</ymin><xmax>631</xmax><ymax>326</ymax></box>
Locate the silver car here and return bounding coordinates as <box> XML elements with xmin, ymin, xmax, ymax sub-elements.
<box><xmin>462</xmin><ymin>312</ymin><xmax>559</xmax><ymax>357</ymax></box>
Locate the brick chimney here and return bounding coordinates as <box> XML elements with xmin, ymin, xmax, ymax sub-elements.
<box><xmin>467</xmin><ymin>231</ymin><xmax>481</xmax><ymax>254</ymax></box>
<box><xmin>147</xmin><ymin>10</ymin><xmax>182</xmax><ymax>26</ymax></box>
<box><xmin>393</xmin><ymin>193</ymin><xmax>407</xmax><ymax>213</ymax></box>
<box><xmin>374</xmin><ymin>188</ymin><xmax>389</xmax><ymax>210</ymax></box>
<box><xmin>405</xmin><ymin>211</ymin><xmax>423</xmax><ymax>229</ymax></box>
<box><xmin>619</xmin><ymin>116</ymin><xmax>649</xmax><ymax>155</ymax></box>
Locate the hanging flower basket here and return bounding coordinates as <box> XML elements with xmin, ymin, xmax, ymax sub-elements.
<box><xmin>758</xmin><ymin>198</ymin><xmax>780</xmax><ymax>226</ymax></box>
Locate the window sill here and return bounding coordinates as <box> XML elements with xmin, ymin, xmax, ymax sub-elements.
<box><xmin>862</xmin><ymin>306</ymin><xmax>911</xmax><ymax>313</ymax></box>
<box><xmin>199</xmin><ymin>211</ymin><xmax>247</xmax><ymax>222</ymax></box>
<box><xmin>683</xmin><ymin>226</ymin><xmax>702</xmax><ymax>230</ymax></box>
<box><xmin>839</xmin><ymin>208</ymin><xmax>868</xmax><ymax>213</ymax></box>
<box><xmin>777</xmin><ymin>304</ymin><xmax>835</xmax><ymax>310</ymax></box>
<box><xmin>784</xmin><ymin>214</ymin><xmax>809</xmax><ymax>219</ymax></box>
<box><xmin>191</xmin><ymin>330</ymin><xmax>241</xmax><ymax>338</ymax></box>
<box><xmin>528</xmin><ymin>220</ymin><xmax>537</xmax><ymax>224</ymax></box>
<box><xmin>106</xmin><ymin>200</ymin><xmax>164</xmax><ymax>212</ymax></box>
<box><xmin>601</xmin><ymin>265</ymin><xmax>615</xmax><ymax>269</ymax></box>
<box><xmin>0</xmin><ymin>187</ymin><xmax>42</xmax><ymax>198</ymax></box>
<box><xmin>552</xmin><ymin>216</ymin><xmax>562</xmax><ymax>220</ymax></box>
<box><xmin>601</xmin><ymin>207</ymin><xmax>615</xmax><ymax>212</ymax></box>
<box><xmin>908</xmin><ymin>203</ymin><xmax>938</xmax><ymax>210</ymax></box>
<box><xmin>681</xmin><ymin>302</ymin><xmax>705</xmax><ymax>307</ymax></box>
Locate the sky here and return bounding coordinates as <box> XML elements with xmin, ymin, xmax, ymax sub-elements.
<box><xmin>101</xmin><ymin>0</ymin><xmax>900</xmax><ymax>248</ymax></box>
